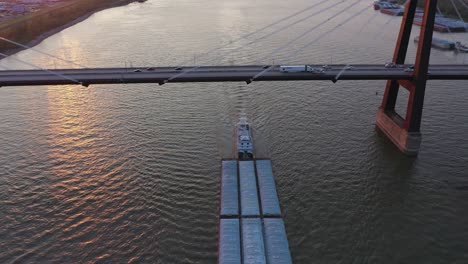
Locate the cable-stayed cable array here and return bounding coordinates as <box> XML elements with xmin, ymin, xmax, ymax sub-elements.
<box><xmin>0</xmin><ymin>29</ymin><xmax>91</xmax><ymax>84</ymax></box>
<box><xmin>162</xmin><ymin>0</ymin><xmax>349</xmax><ymax>84</ymax></box>
<box><xmin>0</xmin><ymin>37</ymin><xmax>88</xmax><ymax>69</ymax></box>
<box><xmin>449</xmin><ymin>0</ymin><xmax>468</xmax><ymax>34</ymax></box>
<box><xmin>0</xmin><ymin>0</ymin><xmax>463</xmax><ymax>86</ymax></box>
<box><xmin>0</xmin><ymin>52</ymin><xmax>83</xmax><ymax>85</ymax></box>
<box><xmin>248</xmin><ymin>0</ymin><xmax>369</xmax><ymax>82</ymax></box>
<box><xmin>172</xmin><ymin>0</ymin><xmax>333</xmax><ymax>68</ymax></box>
<box><xmin>435</xmin><ymin>5</ymin><xmax>468</xmax><ymax>64</ymax></box>
<box><xmin>164</xmin><ymin>0</ymin><xmax>366</xmax><ymax>84</ymax></box>
<box><xmin>0</xmin><ymin>0</ymin><xmax>363</xmax><ymax>86</ymax></box>
<box><xmin>457</xmin><ymin>0</ymin><xmax>468</xmax><ymax>9</ymax></box>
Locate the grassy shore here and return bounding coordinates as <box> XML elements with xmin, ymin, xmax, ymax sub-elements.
<box><xmin>0</xmin><ymin>0</ymin><xmax>138</xmax><ymax>55</ymax></box>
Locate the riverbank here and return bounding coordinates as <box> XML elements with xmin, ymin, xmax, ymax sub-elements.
<box><xmin>396</xmin><ymin>0</ymin><xmax>468</xmax><ymax>21</ymax></box>
<box><xmin>0</xmin><ymin>0</ymin><xmax>140</xmax><ymax>56</ymax></box>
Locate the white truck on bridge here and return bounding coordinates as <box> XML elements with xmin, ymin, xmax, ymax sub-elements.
<box><xmin>279</xmin><ymin>65</ymin><xmax>324</xmax><ymax>73</ymax></box>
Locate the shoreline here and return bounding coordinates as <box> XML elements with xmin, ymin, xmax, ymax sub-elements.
<box><xmin>0</xmin><ymin>0</ymin><xmax>139</xmax><ymax>57</ymax></box>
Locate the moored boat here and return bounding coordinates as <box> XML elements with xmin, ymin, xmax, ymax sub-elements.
<box><xmin>413</xmin><ymin>16</ymin><xmax>468</xmax><ymax>33</ymax></box>
<box><xmin>380</xmin><ymin>8</ymin><xmax>405</xmax><ymax>16</ymax></box>
<box><xmin>373</xmin><ymin>0</ymin><xmax>399</xmax><ymax>10</ymax></box>
<box><xmin>414</xmin><ymin>36</ymin><xmax>455</xmax><ymax>50</ymax></box>
<box><xmin>455</xmin><ymin>42</ymin><xmax>468</xmax><ymax>53</ymax></box>
<box><xmin>413</xmin><ymin>18</ymin><xmax>450</xmax><ymax>32</ymax></box>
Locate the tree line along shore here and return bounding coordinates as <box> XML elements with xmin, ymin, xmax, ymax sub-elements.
<box><xmin>0</xmin><ymin>0</ymin><xmax>138</xmax><ymax>55</ymax></box>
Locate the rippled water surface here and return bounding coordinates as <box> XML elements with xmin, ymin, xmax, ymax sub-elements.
<box><xmin>1</xmin><ymin>0</ymin><xmax>468</xmax><ymax>263</ymax></box>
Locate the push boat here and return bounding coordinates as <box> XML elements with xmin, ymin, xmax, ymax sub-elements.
<box><xmin>236</xmin><ymin>117</ymin><xmax>254</xmax><ymax>160</ymax></box>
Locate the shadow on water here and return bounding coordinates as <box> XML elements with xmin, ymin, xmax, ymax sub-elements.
<box><xmin>285</xmin><ymin>128</ymin><xmax>424</xmax><ymax>263</ymax></box>
<box><xmin>373</xmin><ymin>126</ymin><xmax>418</xmax><ymax>172</ymax></box>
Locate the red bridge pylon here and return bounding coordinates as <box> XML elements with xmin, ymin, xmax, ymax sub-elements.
<box><xmin>377</xmin><ymin>0</ymin><xmax>438</xmax><ymax>155</ymax></box>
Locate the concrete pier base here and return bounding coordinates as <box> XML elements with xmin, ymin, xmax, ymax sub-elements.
<box><xmin>376</xmin><ymin>108</ymin><xmax>421</xmax><ymax>156</ymax></box>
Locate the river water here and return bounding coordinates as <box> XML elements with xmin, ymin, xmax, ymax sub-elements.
<box><xmin>1</xmin><ymin>0</ymin><xmax>468</xmax><ymax>263</ymax></box>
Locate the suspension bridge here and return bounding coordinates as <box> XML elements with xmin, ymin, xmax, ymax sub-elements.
<box><xmin>1</xmin><ymin>0</ymin><xmax>466</xmax><ymax>156</ymax></box>
<box><xmin>1</xmin><ymin>0</ymin><xmax>467</xmax><ymax>263</ymax></box>
<box><xmin>0</xmin><ymin>0</ymin><xmax>466</xmax><ymax>154</ymax></box>
<box><xmin>0</xmin><ymin>64</ymin><xmax>467</xmax><ymax>86</ymax></box>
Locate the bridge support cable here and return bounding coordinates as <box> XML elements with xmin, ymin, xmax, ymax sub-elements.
<box><xmin>288</xmin><ymin>4</ymin><xmax>374</xmax><ymax>62</ymax></box>
<box><xmin>457</xmin><ymin>0</ymin><xmax>468</xmax><ymax>9</ymax></box>
<box><xmin>0</xmin><ymin>52</ymin><xmax>85</xmax><ymax>86</ymax></box>
<box><xmin>334</xmin><ymin>3</ymin><xmax>410</xmax><ymax>75</ymax></box>
<box><xmin>242</xmin><ymin>0</ymin><xmax>346</xmax><ymax>47</ymax></box>
<box><xmin>253</xmin><ymin>0</ymin><xmax>365</xmax><ymax>63</ymax></box>
<box><xmin>332</xmin><ymin>64</ymin><xmax>351</xmax><ymax>83</ymax></box>
<box><xmin>323</xmin><ymin>2</ymin><xmax>399</xmax><ymax>69</ymax></box>
<box><xmin>450</xmin><ymin>0</ymin><xmax>468</xmax><ymax>31</ymax></box>
<box><xmin>0</xmin><ymin>37</ymin><xmax>89</xmax><ymax>69</ymax></box>
<box><xmin>331</xmin><ymin>4</ymin><xmax>394</xmax><ymax>81</ymax></box>
<box><xmin>161</xmin><ymin>0</ymin><xmax>349</xmax><ymax>84</ymax></box>
<box><xmin>340</xmin><ymin>0</ymin><xmax>406</xmax><ymax>64</ymax></box>
<box><xmin>0</xmin><ymin>64</ymin><xmax>13</xmax><ymax>70</ymax></box>
<box><xmin>171</xmin><ymin>0</ymin><xmax>333</xmax><ymax>68</ymax></box>
<box><xmin>447</xmin><ymin>0</ymin><xmax>468</xmax><ymax>63</ymax></box>
<box><xmin>331</xmin><ymin>2</ymin><xmax>411</xmax><ymax>80</ymax></box>
<box><xmin>248</xmin><ymin>1</ymin><xmax>370</xmax><ymax>83</ymax></box>
<box><xmin>374</xmin><ymin>2</ymin><xmax>410</xmax><ymax>41</ymax></box>
<box><xmin>357</xmin><ymin>11</ymin><xmax>381</xmax><ymax>35</ymax></box>
<box><xmin>435</xmin><ymin>6</ymin><xmax>464</xmax><ymax>57</ymax></box>
<box><xmin>377</xmin><ymin>0</ymin><xmax>438</xmax><ymax>155</ymax></box>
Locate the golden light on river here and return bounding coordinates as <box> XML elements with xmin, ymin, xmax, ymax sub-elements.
<box><xmin>44</xmin><ymin>85</ymin><xmax>129</xmax><ymax>223</ymax></box>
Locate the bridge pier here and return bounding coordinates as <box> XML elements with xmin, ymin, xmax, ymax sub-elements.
<box><xmin>376</xmin><ymin>109</ymin><xmax>422</xmax><ymax>155</ymax></box>
<box><xmin>377</xmin><ymin>0</ymin><xmax>437</xmax><ymax>155</ymax></box>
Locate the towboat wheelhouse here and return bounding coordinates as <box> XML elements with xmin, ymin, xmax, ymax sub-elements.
<box><xmin>236</xmin><ymin>117</ymin><xmax>254</xmax><ymax>160</ymax></box>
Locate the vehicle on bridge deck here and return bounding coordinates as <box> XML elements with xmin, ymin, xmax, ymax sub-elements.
<box><xmin>236</xmin><ymin>117</ymin><xmax>254</xmax><ymax>160</ymax></box>
<box><xmin>279</xmin><ymin>65</ymin><xmax>324</xmax><ymax>73</ymax></box>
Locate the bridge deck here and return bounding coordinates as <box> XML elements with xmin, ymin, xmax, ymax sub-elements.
<box><xmin>219</xmin><ymin>159</ymin><xmax>292</xmax><ymax>264</ymax></box>
<box><xmin>0</xmin><ymin>64</ymin><xmax>467</xmax><ymax>86</ymax></box>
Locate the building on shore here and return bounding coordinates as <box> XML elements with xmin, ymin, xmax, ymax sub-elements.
<box><xmin>11</xmin><ymin>5</ymin><xmax>29</xmax><ymax>15</ymax></box>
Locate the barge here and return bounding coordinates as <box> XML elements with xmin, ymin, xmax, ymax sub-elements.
<box><xmin>414</xmin><ymin>36</ymin><xmax>456</xmax><ymax>50</ymax></box>
<box><xmin>414</xmin><ymin>16</ymin><xmax>468</xmax><ymax>33</ymax></box>
<box><xmin>373</xmin><ymin>0</ymin><xmax>398</xmax><ymax>10</ymax></box>
<box><xmin>219</xmin><ymin>118</ymin><xmax>292</xmax><ymax>263</ymax></box>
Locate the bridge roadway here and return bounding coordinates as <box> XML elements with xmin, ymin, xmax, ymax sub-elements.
<box><xmin>0</xmin><ymin>64</ymin><xmax>467</xmax><ymax>86</ymax></box>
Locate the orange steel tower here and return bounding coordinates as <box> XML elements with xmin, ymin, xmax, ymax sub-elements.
<box><xmin>377</xmin><ymin>0</ymin><xmax>438</xmax><ymax>155</ymax></box>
